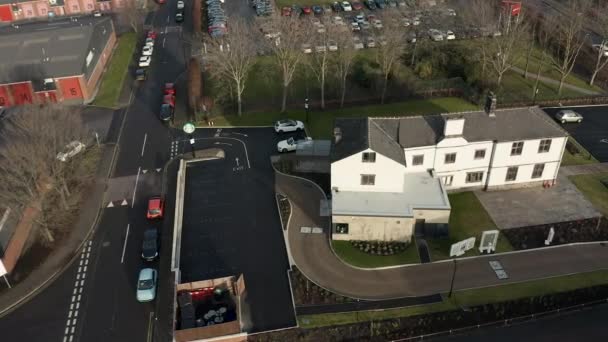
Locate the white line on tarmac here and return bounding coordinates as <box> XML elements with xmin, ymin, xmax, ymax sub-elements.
<box><xmin>121</xmin><ymin>224</ymin><xmax>130</xmax><ymax>264</ymax></box>
<box><xmin>147</xmin><ymin>312</ymin><xmax>155</xmax><ymax>342</ymax></box>
<box><xmin>163</xmin><ymin>37</ymin><xmax>166</xmax><ymax>48</ymax></box>
<box><xmin>141</xmin><ymin>133</ymin><xmax>148</xmax><ymax>157</ymax></box>
<box><xmin>132</xmin><ymin>167</ymin><xmax>141</xmax><ymax>209</ymax></box>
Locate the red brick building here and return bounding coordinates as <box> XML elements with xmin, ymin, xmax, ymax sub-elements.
<box><xmin>0</xmin><ymin>0</ymin><xmax>130</xmax><ymax>23</ymax></box>
<box><xmin>0</xmin><ymin>16</ymin><xmax>116</xmax><ymax>106</ymax></box>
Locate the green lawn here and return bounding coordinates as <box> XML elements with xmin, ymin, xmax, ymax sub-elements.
<box><xmin>275</xmin><ymin>0</ymin><xmax>333</xmax><ymax>8</ymax></box>
<box><xmin>512</xmin><ymin>47</ymin><xmax>604</xmax><ymax>94</ymax></box>
<box><xmin>561</xmin><ymin>138</ymin><xmax>598</xmax><ymax>166</ymax></box>
<box><xmin>207</xmin><ymin>97</ymin><xmax>478</xmax><ymax>138</ymax></box>
<box><xmin>331</xmin><ymin>240</ymin><xmax>420</xmax><ymax>268</ymax></box>
<box><xmin>92</xmin><ymin>33</ymin><xmax>137</xmax><ymax>108</ymax></box>
<box><xmin>298</xmin><ymin>270</ymin><xmax>608</xmax><ymax>328</ymax></box>
<box><xmin>569</xmin><ymin>172</ymin><xmax>608</xmax><ymax>216</ymax></box>
<box><xmin>426</xmin><ymin>192</ymin><xmax>513</xmax><ymax>261</ymax></box>
<box><xmin>497</xmin><ymin>71</ymin><xmax>588</xmax><ymax>104</ymax></box>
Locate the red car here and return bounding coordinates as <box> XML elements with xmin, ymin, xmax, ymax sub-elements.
<box><xmin>147</xmin><ymin>197</ymin><xmax>165</xmax><ymax>219</ymax></box>
<box><xmin>302</xmin><ymin>6</ymin><xmax>312</xmax><ymax>14</ymax></box>
<box><xmin>157</xmin><ymin>0</ymin><xmax>166</xmax><ymax>4</ymax></box>
<box><xmin>352</xmin><ymin>1</ymin><xmax>363</xmax><ymax>10</ymax></box>
<box><xmin>164</xmin><ymin>83</ymin><xmax>176</xmax><ymax>95</ymax></box>
<box><xmin>281</xmin><ymin>6</ymin><xmax>292</xmax><ymax>16</ymax></box>
<box><xmin>147</xmin><ymin>30</ymin><xmax>158</xmax><ymax>39</ymax></box>
<box><xmin>163</xmin><ymin>94</ymin><xmax>175</xmax><ymax>107</ymax></box>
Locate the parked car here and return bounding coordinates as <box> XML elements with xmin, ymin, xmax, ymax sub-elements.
<box><xmin>56</xmin><ymin>141</ymin><xmax>85</xmax><ymax>162</ymax></box>
<box><xmin>366</xmin><ymin>36</ymin><xmax>376</xmax><ymax>48</ymax></box>
<box><xmin>446</xmin><ymin>8</ymin><xmax>456</xmax><ymax>16</ymax></box>
<box><xmin>147</xmin><ymin>30</ymin><xmax>158</xmax><ymax>39</ymax></box>
<box><xmin>302</xmin><ymin>5</ymin><xmax>312</xmax><ymax>14</ymax></box>
<box><xmin>412</xmin><ymin>16</ymin><xmax>421</xmax><ymax>25</ymax></box>
<box><xmin>351</xmin><ymin>1</ymin><xmax>363</xmax><ymax>10</ymax></box>
<box><xmin>274</xmin><ymin>119</ymin><xmax>305</xmax><ymax>133</ymax></box>
<box><xmin>142</xmin><ymin>45</ymin><xmax>154</xmax><ymax>56</ymax></box>
<box><xmin>592</xmin><ymin>44</ymin><xmax>608</xmax><ymax>57</ymax></box>
<box><xmin>353</xmin><ymin>36</ymin><xmax>364</xmax><ymax>49</ymax></box>
<box><xmin>365</xmin><ymin>0</ymin><xmax>376</xmax><ymax>10</ymax></box>
<box><xmin>164</xmin><ymin>83</ymin><xmax>176</xmax><ymax>95</ymax></box>
<box><xmin>311</xmin><ymin>5</ymin><xmax>323</xmax><ymax>14</ymax></box>
<box><xmin>147</xmin><ymin>196</ymin><xmax>165</xmax><ymax>219</ymax></box>
<box><xmin>341</xmin><ymin>1</ymin><xmax>352</xmax><ymax>11</ymax></box>
<box><xmin>142</xmin><ymin>229</ymin><xmax>159</xmax><ymax>261</ymax></box>
<box><xmin>281</xmin><ymin>6</ymin><xmax>292</xmax><ymax>16</ymax></box>
<box><xmin>555</xmin><ymin>110</ymin><xmax>583</xmax><ymax>123</ymax></box>
<box><xmin>387</xmin><ymin>0</ymin><xmax>397</xmax><ymax>7</ymax></box>
<box><xmin>351</xmin><ymin>22</ymin><xmax>361</xmax><ymax>31</ymax></box>
<box><xmin>359</xmin><ymin>20</ymin><xmax>370</xmax><ymax>30</ymax></box>
<box><xmin>331</xmin><ymin>1</ymin><xmax>342</xmax><ymax>12</ymax></box>
<box><xmin>372</xmin><ymin>19</ymin><xmax>383</xmax><ymax>29</ymax></box>
<box><xmin>445</xmin><ymin>30</ymin><xmax>456</xmax><ymax>40</ymax></box>
<box><xmin>277</xmin><ymin>137</ymin><xmax>312</xmax><ymax>152</ymax></box>
<box><xmin>139</xmin><ymin>55</ymin><xmax>151</xmax><ymax>67</ymax></box>
<box><xmin>163</xmin><ymin>94</ymin><xmax>176</xmax><ymax>107</ymax></box>
<box><xmin>429</xmin><ymin>29</ymin><xmax>444</xmax><ymax>41</ymax></box>
<box><xmin>315</xmin><ymin>44</ymin><xmax>327</xmax><ymax>53</ymax></box>
<box><xmin>177</xmin><ymin>0</ymin><xmax>184</xmax><ymax>9</ymax></box>
<box><xmin>332</xmin><ymin>16</ymin><xmax>345</xmax><ymax>25</ymax></box>
<box><xmin>135</xmin><ymin>68</ymin><xmax>147</xmax><ymax>81</ymax></box>
<box><xmin>374</xmin><ymin>0</ymin><xmax>386</xmax><ymax>9</ymax></box>
<box><xmin>136</xmin><ymin>268</ymin><xmax>157</xmax><ymax>302</ymax></box>
<box><xmin>302</xmin><ymin>43</ymin><xmax>312</xmax><ymax>54</ymax></box>
<box><xmin>175</xmin><ymin>11</ymin><xmax>184</xmax><ymax>23</ymax></box>
<box><xmin>159</xmin><ymin>104</ymin><xmax>174</xmax><ymax>122</ymax></box>
<box><xmin>145</xmin><ymin>37</ymin><xmax>155</xmax><ymax>47</ymax></box>
<box><xmin>328</xmin><ymin>40</ymin><xmax>338</xmax><ymax>51</ymax></box>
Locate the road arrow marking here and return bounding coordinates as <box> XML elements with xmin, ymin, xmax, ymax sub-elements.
<box><xmin>107</xmin><ymin>202</ymin><xmax>114</xmax><ymax>208</ymax></box>
<box><xmin>156</xmin><ymin>168</ymin><xmax>162</xmax><ymax>172</ymax></box>
<box><xmin>235</xmin><ymin>157</ymin><xmax>240</xmax><ymax>167</ymax></box>
<box><xmin>121</xmin><ymin>199</ymin><xmax>128</xmax><ymax>206</ymax></box>
<box><xmin>233</xmin><ymin>132</ymin><xmax>248</xmax><ymax>137</ymax></box>
<box><xmin>142</xmin><ymin>169</ymin><xmax>148</xmax><ymax>174</ymax></box>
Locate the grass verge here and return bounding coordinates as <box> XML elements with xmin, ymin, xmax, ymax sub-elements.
<box><xmin>331</xmin><ymin>240</ymin><xmax>420</xmax><ymax>268</ymax></box>
<box><xmin>561</xmin><ymin>138</ymin><xmax>598</xmax><ymax>166</ymax></box>
<box><xmin>298</xmin><ymin>270</ymin><xmax>608</xmax><ymax>328</ymax></box>
<box><xmin>426</xmin><ymin>192</ymin><xmax>513</xmax><ymax>261</ymax></box>
<box><xmin>497</xmin><ymin>71</ymin><xmax>588</xmax><ymax>104</ymax></box>
<box><xmin>207</xmin><ymin>97</ymin><xmax>478</xmax><ymax>138</ymax></box>
<box><xmin>569</xmin><ymin>172</ymin><xmax>608</xmax><ymax>216</ymax></box>
<box><xmin>92</xmin><ymin>33</ymin><xmax>137</xmax><ymax>108</ymax></box>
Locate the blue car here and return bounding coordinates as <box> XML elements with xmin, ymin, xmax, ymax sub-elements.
<box><xmin>311</xmin><ymin>5</ymin><xmax>323</xmax><ymax>15</ymax></box>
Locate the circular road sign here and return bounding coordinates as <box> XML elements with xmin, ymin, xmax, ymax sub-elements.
<box><xmin>183</xmin><ymin>122</ymin><xmax>195</xmax><ymax>134</ymax></box>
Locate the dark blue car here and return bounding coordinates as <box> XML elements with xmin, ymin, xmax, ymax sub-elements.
<box><xmin>311</xmin><ymin>5</ymin><xmax>323</xmax><ymax>15</ymax></box>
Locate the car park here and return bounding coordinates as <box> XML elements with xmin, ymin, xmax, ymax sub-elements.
<box><xmin>355</xmin><ymin>12</ymin><xmax>365</xmax><ymax>22</ymax></box>
<box><xmin>56</xmin><ymin>141</ymin><xmax>85</xmax><ymax>162</ymax></box>
<box><xmin>253</xmin><ymin>0</ymin><xmax>274</xmax><ymax>16</ymax></box>
<box><xmin>315</xmin><ymin>44</ymin><xmax>327</xmax><ymax>53</ymax></box>
<box><xmin>429</xmin><ymin>29</ymin><xmax>444</xmax><ymax>41</ymax></box>
<box><xmin>177</xmin><ymin>0</ymin><xmax>184</xmax><ymax>9</ymax></box>
<box><xmin>353</xmin><ymin>36</ymin><xmax>364</xmax><ymax>49</ymax></box>
<box><xmin>351</xmin><ymin>22</ymin><xmax>361</xmax><ymax>31</ymax></box>
<box><xmin>275</xmin><ymin>119</ymin><xmax>304</xmax><ymax>133</ymax></box>
<box><xmin>359</xmin><ymin>20</ymin><xmax>370</xmax><ymax>30</ymax></box>
<box><xmin>365</xmin><ymin>0</ymin><xmax>376</xmax><ymax>10</ymax></box>
<box><xmin>139</xmin><ymin>55</ymin><xmax>151</xmax><ymax>67</ymax></box>
<box><xmin>207</xmin><ymin>0</ymin><xmax>227</xmax><ymax>37</ymax></box>
<box><xmin>136</xmin><ymin>268</ymin><xmax>157</xmax><ymax>302</ymax></box>
<box><xmin>135</xmin><ymin>68</ymin><xmax>147</xmax><ymax>81</ymax></box>
<box><xmin>277</xmin><ymin>137</ymin><xmax>312</xmax><ymax>153</ymax></box>
<box><xmin>332</xmin><ymin>16</ymin><xmax>345</xmax><ymax>26</ymax></box>
<box><xmin>142</xmin><ymin>45</ymin><xmax>153</xmax><ymax>56</ymax></box>
<box><xmin>322</xmin><ymin>4</ymin><xmax>332</xmax><ymax>13</ymax></box>
<box><xmin>341</xmin><ymin>1</ymin><xmax>352</xmax><ymax>11</ymax></box>
<box><xmin>141</xmin><ymin>229</ymin><xmax>159</xmax><ymax>261</ymax></box>
<box><xmin>445</xmin><ymin>30</ymin><xmax>456</xmax><ymax>40</ymax></box>
<box><xmin>555</xmin><ymin>110</ymin><xmax>583</xmax><ymax>123</ymax></box>
<box><xmin>175</xmin><ymin>10</ymin><xmax>184</xmax><ymax>23</ymax></box>
<box><xmin>147</xmin><ymin>196</ymin><xmax>165</xmax><ymax>219</ymax></box>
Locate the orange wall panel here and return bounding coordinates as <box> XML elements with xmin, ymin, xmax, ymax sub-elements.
<box><xmin>58</xmin><ymin>77</ymin><xmax>83</xmax><ymax>100</ymax></box>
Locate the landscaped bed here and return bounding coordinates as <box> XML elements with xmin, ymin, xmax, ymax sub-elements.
<box><xmin>276</xmin><ymin>194</ymin><xmax>290</xmax><ymax>231</ymax></box>
<box><xmin>331</xmin><ymin>240</ymin><xmax>420</xmax><ymax>268</ymax></box>
<box><xmin>290</xmin><ymin>267</ymin><xmax>354</xmax><ymax>306</ymax></box>
<box><xmin>425</xmin><ymin>192</ymin><xmax>513</xmax><ymax>261</ymax></box>
<box><xmin>562</xmin><ymin>138</ymin><xmax>598</xmax><ymax>166</ymax></box>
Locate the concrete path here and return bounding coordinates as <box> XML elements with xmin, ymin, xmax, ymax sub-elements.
<box><xmin>560</xmin><ymin>163</ymin><xmax>608</xmax><ymax>176</ymax></box>
<box><xmin>276</xmin><ymin>171</ymin><xmax>608</xmax><ymax>300</ymax></box>
<box><xmin>510</xmin><ymin>66</ymin><xmax>603</xmax><ymax>96</ymax></box>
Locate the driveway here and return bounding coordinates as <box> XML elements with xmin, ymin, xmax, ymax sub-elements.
<box><xmin>475</xmin><ymin>173</ymin><xmax>601</xmax><ymax>229</ymax></box>
<box><xmin>179</xmin><ymin>127</ymin><xmax>301</xmax><ymax>332</ymax></box>
<box><xmin>276</xmin><ymin>171</ymin><xmax>608</xmax><ymax>300</ymax></box>
<box><xmin>542</xmin><ymin>106</ymin><xmax>608</xmax><ymax>162</ymax></box>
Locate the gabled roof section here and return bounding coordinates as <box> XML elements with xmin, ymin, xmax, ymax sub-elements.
<box><xmin>368</xmin><ymin>119</ymin><xmax>406</xmax><ymax>166</ymax></box>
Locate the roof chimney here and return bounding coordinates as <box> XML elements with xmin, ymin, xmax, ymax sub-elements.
<box><xmin>444</xmin><ymin>116</ymin><xmax>465</xmax><ymax>137</ymax></box>
<box><xmin>485</xmin><ymin>91</ymin><xmax>497</xmax><ymax>117</ymax></box>
<box><xmin>333</xmin><ymin>127</ymin><xmax>342</xmax><ymax>144</ymax></box>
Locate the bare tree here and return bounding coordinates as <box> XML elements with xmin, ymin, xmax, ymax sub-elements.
<box><xmin>259</xmin><ymin>14</ymin><xmax>310</xmax><ymax>112</ymax></box>
<box><xmin>532</xmin><ymin>26</ymin><xmax>552</xmax><ymax>97</ymax></box>
<box><xmin>588</xmin><ymin>2</ymin><xmax>608</xmax><ymax>86</ymax></box>
<box><xmin>545</xmin><ymin>0</ymin><xmax>590</xmax><ymax>94</ymax></box>
<box><xmin>304</xmin><ymin>17</ymin><xmax>338</xmax><ymax>110</ymax></box>
<box><xmin>461</xmin><ymin>0</ymin><xmax>500</xmax><ymax>80</ymax></box>
<box><xmin>487</xmin><ymin>8</ymin><xmax>528</xmax><ymax>86</ymax></box>
<box><xmin>206</xmin><ymin>18</ymin><xmax>257</xmax><ymax>116</ymax></box>
<box><xmin>332</xmin><ymin>26</ymin><xmax>357</xmax><ymax>108</ymax></box>
<box><xmin>187</xmin><ymin>58</ymin><xmax>202</xmax><ymax>117</ymax></box>
<box><xmin>117</xmin><ymin>0</ymin><xmax>144</xmax><ymax>33</ymax></box>
<box><xmin>373</xmin><ymin>12</ymin><xmax>408</xmax><ymax>104</ymax></box>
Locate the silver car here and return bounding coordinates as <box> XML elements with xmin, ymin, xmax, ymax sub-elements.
<box><xmin>555</xmin><ymin>110</ymin><xmax>583</xmax><ymax>124</ymax></box>
<box><xmin>136</xmin><ymin>268</ymin><xmax>157</xmax><ymax>302</ymax></box>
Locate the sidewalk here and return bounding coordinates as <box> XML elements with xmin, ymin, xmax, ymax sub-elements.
<box><xmin>560</xmin><ymin>163</ymin><xmax>608</xmax><ymax>176</ymax></box>
<box><xmin>510</xmin><ymin>66</ymin><xmax>603</xmax><ymax>96</ymax></box>
<box><xmin>0</xmin><ymin>144</ymin><xmax>115</xmax><ymax>317</ymax></box>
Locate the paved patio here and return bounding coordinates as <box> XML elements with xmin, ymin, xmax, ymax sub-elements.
<box><xmin>475</xmin><ymin>173</ymin><xmax>601</xmax><ymax>229</ymax></box>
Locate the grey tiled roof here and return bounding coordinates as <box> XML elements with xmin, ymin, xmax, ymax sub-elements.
<box><xmin>0</xmin><ymin>16</ymin><xmax>113</xmax><ymax>84</ymax></box>
<box><xmin>332</xmin><ymin>107</ymin><xmax>567</xmax><ymax>162</ymax></box>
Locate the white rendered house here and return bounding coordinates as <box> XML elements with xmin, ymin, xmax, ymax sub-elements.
<box><xmin>330</xmin><ymin>100</ymin><xmax>568</xmax><ymax>242</ymax></box>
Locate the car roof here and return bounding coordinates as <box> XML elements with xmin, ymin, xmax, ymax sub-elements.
<box><xmin>139</xmin><ymin>268</ymin><xmax>155</xmax><ymax>279</ymax></box>
<box><xmin>148</xmin><ymin>197</ymin><xmax>162</xmax><ymax>206</ymax></box>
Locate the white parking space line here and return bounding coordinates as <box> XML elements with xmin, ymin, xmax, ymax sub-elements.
<box><xmin>121</xmin><ymin>224</ymin><xmax>130</xmax><ymax>264</ymax></box>
<box><xmin>132</xmin><ymin>167</ymin><xmax>141</xmax><ymax>209</ymax></box>
<box><xmin>163</xmin><ymin>37</ymin><xmax>166</xmax><ymax>48</ymax></box>
<box><xmin>141</xmin><ymin>133</ymin><xmax>148</xmax><ymax>157</ymax></box>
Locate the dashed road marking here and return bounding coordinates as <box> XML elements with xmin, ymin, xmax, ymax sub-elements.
<box><xmin>63</xmin><ymin>240</ymin><xmax>93</xmax><ymax>342</ymax></box>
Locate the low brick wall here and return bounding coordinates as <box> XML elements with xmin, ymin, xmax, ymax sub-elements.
<box><xmin>502</xmin><ymin>217</ymin><xmax>608</xmax><ymax>250</ymax></box>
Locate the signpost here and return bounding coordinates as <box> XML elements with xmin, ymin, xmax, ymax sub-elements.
<box><xmin>183</xmin><ymin>122</ymin><xmax>196</xmax><ymax>158</ymax></box>
<box><xmin>545</xmin><ymin>227</ymin><xmax>555</xmax><ymax>245</ymax></box>
<box><xmin>479</xmin><ymin>230</ymin><xmax>500</xmax><ymax>254</ymax></box>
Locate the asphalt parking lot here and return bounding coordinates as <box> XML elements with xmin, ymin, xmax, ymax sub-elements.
<box><xmin>542</xmin><ymin>105</ymin><xmax>608</xmax><ymax>162</ymax></box>
<box><xmin>179</xmin><ymin>127</ymin><xmax>304</xmax><ymax>332</ymax></box>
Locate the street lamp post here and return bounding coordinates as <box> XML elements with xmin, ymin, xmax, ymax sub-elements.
<box><xmin>304</xmin><ymin>98</ymin><xmax>309</xmax><ymax>123</ymax></box>
<box><xmin>183</xmin><ymin>122</ymin><xmax>196</xmax><ymax>158</ymax></box>
<box><xmin>448</xmin><ymin>258</ymin><xmax>458</xmax><ymax>298</ymax></box>
<box><xmin>532</xmin><ymin>87</ymin><xmax>539</xmax><ymax>105</ymax></box>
